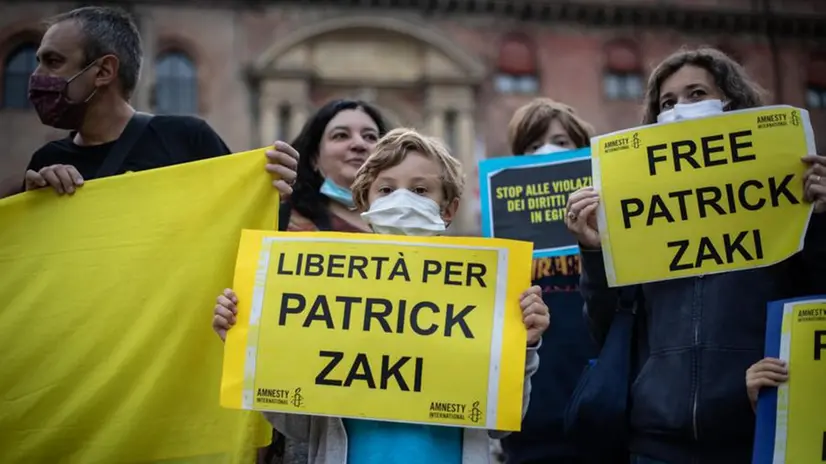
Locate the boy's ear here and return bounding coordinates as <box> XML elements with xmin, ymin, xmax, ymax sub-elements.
<box><xmin>442</xmin><ymin>197</ymin><xmax>460</xmax><ymax>224</ymax></box>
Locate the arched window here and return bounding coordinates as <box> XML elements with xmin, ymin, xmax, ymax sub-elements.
<box><xmin>2</xmin><ymin>43</ymin><xmax>38</xmax><ymax>109</ymax></box>
<box><xmin>602</xmin><ymin>40</ymin><xmax>644</xmax><ymax>101</ymax></box>
<box><xmin>154</xmin><ymin>51</ymin><xmax>197</xmax><ymax>115</ymax></box>
<box><xmin>494</xmin><ymin>34</ymin><xmax>539</xmax><ymax>95</ymax></box>
<box><xmin>806</xmin><ymin>56</ymin><xmax>826</xmax><ymax>110</ymax></box>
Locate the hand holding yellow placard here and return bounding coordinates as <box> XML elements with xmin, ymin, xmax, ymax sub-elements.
<box><xmin>221</xmin><ymin>230</ymin><xmax>533</xmax><ymax>431</ymax></box>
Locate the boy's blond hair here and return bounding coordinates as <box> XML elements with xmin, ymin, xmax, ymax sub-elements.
<box><xmin>352</xmin><ymin>128</ymin><xmax>465</xmax><ymax>212</ymax></box>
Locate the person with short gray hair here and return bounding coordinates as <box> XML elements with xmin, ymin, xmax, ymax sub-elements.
<box><xmin>21</xmin><ymin>5</ymin><xmax>298</xmax><ymax>199</ymax></box>
<box><xmin>46</xmin><ymin>6</ymin><xmax>142</xmax><ymax>98</ymax></box>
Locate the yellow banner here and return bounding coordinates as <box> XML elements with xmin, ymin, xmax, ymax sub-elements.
<box><xmin>0</xmin><ymin>150</ymin><xmax>274</xmax><ymax>463</ymax></box>
<box><xmin>774</xmin><ymin>299</ymin><xmax>826</xmax><ymax>463</ymax></box>
<box><xmin>221</xmin><ymin>230</ymin><xmax>533</xmax><ymax>431</ymax></box>
<box><xmin>592</xmin><ymin>106</ymin><xmax>816</xmax><ymax>287</ymax></box>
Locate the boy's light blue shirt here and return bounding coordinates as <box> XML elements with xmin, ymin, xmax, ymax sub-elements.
<box><xmin>344</xmin><ymin>418</ymin><xmax>463</xmax><ymax>464</ymax></box>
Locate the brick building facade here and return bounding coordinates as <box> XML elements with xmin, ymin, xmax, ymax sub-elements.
<box><xmin>1</xmin><ymin>0</ymin><xmax>825</xmax><ymax>233</ymax></box>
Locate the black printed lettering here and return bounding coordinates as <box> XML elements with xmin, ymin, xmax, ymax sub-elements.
<box><xmin>672</xmin><ymin>139</ymin><xmax>700</xmax><ymax>172</ymax></box>
<box><xmin>815</xmin><ymin>330</ymin><xmax>825</xmax><ymax>361</ymax></box>
<box><xmin>371</xmin><ymin>256</ymin><xmax>390</xmax><ymax>279</ymax></box>
<box><xmin>668</xmin><ymin>190</ymin><xmax>693</xmax><ymax>220</ymax></box>
<box><xmin>769</xmin><ymin>174</ymin><xmax>800</xmax><ymax>206</ymax></box>
<box><xmin>395</xmin><ymin>299</ymin><xmax>407</xmax><ymax>333</ymax></box>
<box><xmin>327</xmin><ymin>254</ymin><xmax>346</xmax><ymax>278</ymax></box>
<box><xmin>317</xmin><ymin>352</ymin><xmax>424</xmax><ymax>392</ymax></box>
<box><xmin>410</xmin><ymin>301</ymin><xmax>439</xmax><ymax>336</ymax></box>
<box><xmin>381</xmin><ymin>355</ymin><xmax>412</xmax><ymax>391</ymax></box>
<box><xmin>348</xmin><ymin>256</ymin><xmax>369</xmax><ymax>279</ymax></box>
<box><xmin>738</xmin><ymin>180</ymin><xmax>765</xmax><ymax>210</ymax></box>
<box><xmin>619</xmin><ymin>176</ymin><xmax>801</xmax><ymax>229</ymax></box>
<box><xmin>336</xmin><ymin>296</ymin><xmax>361</xmax><ymax>330</ymax></box>
<box><xmin>466</xmin><ymin>262</ymin><xmax>488</xmax><ymax>288</ymax></box>
<box><xmin>303</xmin><ymin>295</ymin><xmax>334</xmax><ymax>329</ymax></box>
<box><xmin>444</xmin><ymin>304</ymin><xmax>475</xmax><ymax>338</ymax></box>
<box><xmin>363</xmin><ymin>298</ymin><xmax>393</xmax><ymax>333</ymax></box>
<box><xmin>444</xmin><ymin>261</ymin><xmax>463</xmax><ymax>286</ymax></box>
<box><xmin>278</xmin><ymin>293</ymin><xmax>305</xmax><ymax>326</ymax></box>
<box><xmin>276</xmin><ymin>253</ymin><xmax>293</xmax><ymax>275</ymax></box>
<box><xmin>647</xmin><ymin>195</ymin><xmax>675</xmax><ymax>226</ymax></box>
<box><xmin>729</xmin><ymin>130</ymin><xmax>755</xmax><ymax>163</ymax></box>
<box><xmin>305</xmin><ymin>254</ymin><xmax>323</xmax><ymax>276</ymax></box>
<box><xmin>694</xmin><ymin>236</ymin><xmax>724</xmax><ymax>268</ymax></box>
<box><xmin>696</xmin><ymin>186</ymin><xmax>726</xmax><ymax>218</ymax></box>
<box><xmin>724</xmin><ymin>183</ymin><xmax>737</xmax><ymax>213</ymax></box>
<box><xmin>668</xmin><ymin>240</ymin><xmax>692</xmax><ymax>271</ymax></box>
<box><xmin>700</xmin><ymin>134</ymin><xmax>727</xmax><ymax>167</ymax></box>
<box><xmin>621</xmin><ymin>198</ymin><xmax>644</xmax><ymax>229</ymax></box>
<box><xmin>647</xmin><ymin>143</ymin><xmax>668</xmax><ymax>176</ymax></box>
<box><xmin>667</xmin><ymin>230</ymin><xmax>764</xmax><ymax>272</ymax></box>
<box><xmin>343</xmin><ymin>353</ymin><xmax>376</xmax><ymax>388</ymax></box>
<box><xmin>422</xmin><ymin>260</ymin><xmax>442</xmax><ymax>283</ymax></box>
<box><xmin>315</xmin><ymin>350</ymin><xmax>344</xmax><ymax>386</ymax></box>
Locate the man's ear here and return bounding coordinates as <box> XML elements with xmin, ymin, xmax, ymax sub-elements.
<box><xmin>94</xmin><ymin>54</ymin><xmax>119</xmax><ymax>88</ymax></box>
<box><xmin>441</xmin><ymin>197</ymin><xmax>460</xmax><ymax>223</ymax></box>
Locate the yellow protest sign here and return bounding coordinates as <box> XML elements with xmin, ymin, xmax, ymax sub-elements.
<box><xmin>754</xmin><ymin>297</ymin><xmax>826</xmax><ymax>463</ymax></box>
<box><xmin>221</xmin><ymin>230</ymin><xmax>533</xmax><ymax>431</ymax></box>
<box><xmin>592</xmin><ymin>106</ymin><xmax>816</xmax><ymax>287</ymax></box>
<box><xmin>0</xmin><ymin>150</ymin><xmax>274</xmax><ymax>463</ymax></box>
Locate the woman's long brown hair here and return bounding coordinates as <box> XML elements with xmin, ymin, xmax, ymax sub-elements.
<box><xmin>641</xmin><ymin>47</ymin><xmax>766</xmax><ymax>125</ymax></box>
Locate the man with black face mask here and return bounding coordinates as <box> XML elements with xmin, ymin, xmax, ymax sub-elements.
<box><xmin>23</xmin><ymin>6</ymin><xmax>297</xmax><ymax>196</ymax></box>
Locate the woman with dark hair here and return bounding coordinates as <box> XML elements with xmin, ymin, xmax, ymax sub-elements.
<box><xmin>258</xmin><ymin>99</ymin><xmax>389</xmax><ymax>464</ymax></box>
<box><xmin>280</xmin><ymin>99</ymin><xmax>390</xmax><ymax>232</ymax></box>
<box><xmin>499</xmin><ymin>98</ymin><xmax>598</xmax><ymax>464</ymax></box>
<box><xmin>565</xmin><ymin>47</ymin><xmax>826</xmax><ymax>464</ymax></box>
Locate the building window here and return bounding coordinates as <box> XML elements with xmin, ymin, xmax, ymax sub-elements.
<box><xmin>155</xmin><ymin>51</ymin><xmax>197</xmax><ymax>115</ymax></box>
<box><xmin>603</xmin><ymin>72</ymin><xmax>644</xmax><ymax>101</ymax></box>
<box><xmin>807</xmin><ymin>86</ymin><xmax>826</xmax><ymax>109</ymax></box>
<box><xmin>603</xmin><ymin>40</ymin><xmax>644</xmax><ymax>101</ymax></box>
<box><xmin>807</xmin><ymin>56</ymin><xmax>826</xmax><ymax>110</ymax></box>
<box><xmin>2</xmin><ymin>43</ymin><xmax>38</xmax><ymax>109</ymax></box>
<box><xmin>494</xmin><ymin>34</ymin><xmax>538</xmax><ymax>95</ymax></box>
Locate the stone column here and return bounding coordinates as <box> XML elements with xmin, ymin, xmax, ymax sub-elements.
<box><xmin>131</xmin><ymin>6</ymin><xmax>155</xmax><ymax>112</ymax></box>
<box><xmin>425</xmin><ymin>84</ymin><xmax>477</xmax><ymax>235</ymax></box>
<box><xmin>456</xmin><ymin>106</ymin><xmax>480</xmax><ymax>235</ymax></box>
<box><xmin>259</xmin><ymin>102</ymin><xmax>277</xmax><ymax>148</ymax></box>
<box><xmin>260</xmin><ymin>78</ymin><xmax>310</xmax><ymax>145</ymax></box>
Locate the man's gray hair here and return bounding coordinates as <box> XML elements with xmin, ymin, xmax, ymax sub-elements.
<box><xmin>48</xmin><ymin>6</ymin><xmax>142</xmax><ymax>98</ymax></box>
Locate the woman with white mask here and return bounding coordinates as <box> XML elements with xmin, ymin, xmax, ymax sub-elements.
<box><xmin>565</xmin><ymin>47</ymin><xmax>826</xmax><ymax>464</ymax></box>
<box><xmin>498</xmin><ymin>98</ymin><xmax>601</xmax><ymax>464</ymax></box>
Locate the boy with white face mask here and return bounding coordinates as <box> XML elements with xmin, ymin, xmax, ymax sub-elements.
<box><xmin>213</xmin><ymin>128</ymin><xmax>549</xmax><ymax>464</ymax></box>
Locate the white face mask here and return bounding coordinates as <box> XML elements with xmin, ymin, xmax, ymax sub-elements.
<box><xmin>657</xmin><ymin>99</ymin><xmax>726</xmax><ymax>124</ymax></box>
<box><xmin>361</xmin><ymin>189</ymin><xmax>446</xmax><ymax>236</ymax></box>
<box><xmin>529</xmin><ymin>143</ymin><xmax>569</xmax><ymax>155</ymax></box>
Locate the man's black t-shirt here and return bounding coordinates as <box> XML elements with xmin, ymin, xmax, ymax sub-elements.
<box><xmin>26</xmin><ymin>115</ymin><xmax>232</xmax><ymax>180</ymax></box>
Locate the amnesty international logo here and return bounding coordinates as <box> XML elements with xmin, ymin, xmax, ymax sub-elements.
<box><xmin>791</xmin><ymin>110</ymin><xmax>800</xmax><ymax>126</ymax></box>
<box><xmin>468</xmin><ymin>401</ymin><xmax>483</xmax><ymax>424</ymax></box>
<box><xmin>290</xmin><ymin>387</ymin><xmax>304</xmax><ymax>408</ymax></box>
<box><xmin>631</xmin><ymin>132</ymin><xmax>641</xmax><ymax>149</ymax></box>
